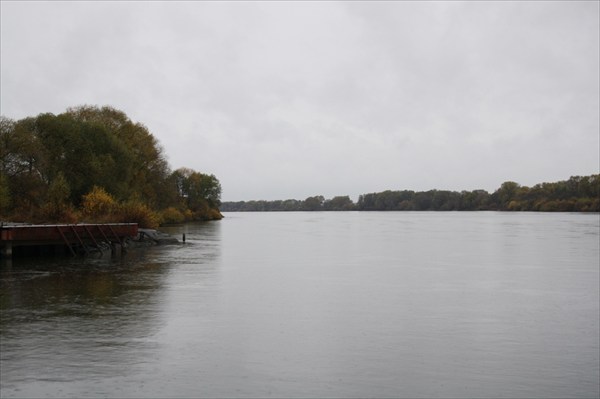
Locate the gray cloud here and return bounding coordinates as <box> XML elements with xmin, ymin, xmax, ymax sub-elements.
<box><xmin>1</xmin><ymin>1</ymin><xmax>598</xmax><ymax>200</ymax></box>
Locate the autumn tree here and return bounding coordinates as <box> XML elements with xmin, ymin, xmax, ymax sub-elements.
<box><xmin>171</xmin><ymin>168</ymin><xmax>222</xmax><ymax>219</ymax></box>
<box><xmin>0</xmin><ymin>106</ymin><xmax>223</xmax><ymax>223</ymax></box>
<box><xmin>65</xmin><ymin>105</ymin><xmax>171</xmax><ymax>207</ymax></box>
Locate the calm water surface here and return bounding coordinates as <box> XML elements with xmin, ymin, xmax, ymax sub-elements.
<box><xmin>1</xmin><ymin>212</ymin><xmax>599</xmax><ymax>398</ymax></box>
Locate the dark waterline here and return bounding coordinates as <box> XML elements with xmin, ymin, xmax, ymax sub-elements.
<box><xmin>1</xmin><ymin>212</ymin><xmax>599</xmax><ymax>398</ymax></box>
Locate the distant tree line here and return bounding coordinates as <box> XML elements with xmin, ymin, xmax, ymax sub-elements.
<box><xmin>222</xmin><ymin>195</ymin><xmax>356</xmax><ymax>212</ymax></box>
<box><xmin>0</xmin><ymin>106</ymin><xmax>222</xmax><ymax>227</ymax></box>
<box><xmin>220</xmin><ymin>175</ymin><xmax>600</xmax><ymax>212</ymax></box>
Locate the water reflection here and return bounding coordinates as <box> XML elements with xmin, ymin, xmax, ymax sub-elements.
<box><xmin>1</xmin><ymin>221</ymin><xmax>223</xmax><ymax>397</ymax></box>
<box><xmin>1</xmin><ymin>254</ymin><xmax>166</xmax><ymax>392</ymax></box>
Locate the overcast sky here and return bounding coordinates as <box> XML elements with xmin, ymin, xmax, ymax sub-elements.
<box><xmin>1</xmin><ymin>1</ymin><xmax>598</xmax><ymax>201</ymax></box>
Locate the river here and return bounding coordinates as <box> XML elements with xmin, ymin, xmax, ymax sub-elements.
<box><xmin>1</xmin><ymin>212</ymin><xmax>599</xmax><ymax>398</ymax></box>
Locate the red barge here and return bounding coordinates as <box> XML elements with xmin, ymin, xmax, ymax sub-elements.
<box><xmin>0</xmin><ymin>223</ymin><xmax>138</xmax><ymax>258</ymax></box>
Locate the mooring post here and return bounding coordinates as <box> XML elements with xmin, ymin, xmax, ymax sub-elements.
<box><xmin>182</xmin><ymin>233</ymin><xmax>186</xmax><ymax>243</ymax></box>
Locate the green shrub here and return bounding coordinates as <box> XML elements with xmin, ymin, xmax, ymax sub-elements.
<box><xmin>161</xmin><ymin>207</ymin><xmax>185</xmax><ymax>224</ymax></box>
<box><xmin>118</xmin><ymin>201</ymin><xmax>160</xmax><ymax>229</ymax></box>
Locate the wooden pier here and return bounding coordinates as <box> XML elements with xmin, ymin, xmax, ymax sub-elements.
<box><xmin>0</xmin><ymin>223</ymin><xmax>138</xmax><ymax>258</ymax></box>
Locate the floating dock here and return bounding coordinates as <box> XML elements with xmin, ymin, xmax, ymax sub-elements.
<box><xmin>0</xmin><ymin>223</ymin><xmax>138</xmax><ymax>258</ymax></box>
